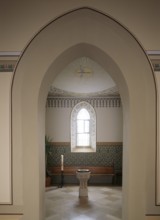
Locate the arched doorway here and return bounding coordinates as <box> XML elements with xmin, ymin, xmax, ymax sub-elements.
<box><xmin>11</xmin><ymin>8</ymin><xmax>156</xmax><ymax>220</ymax></box>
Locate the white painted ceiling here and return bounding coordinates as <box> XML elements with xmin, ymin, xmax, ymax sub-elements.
<box><xmin>49</xmin><ymin>57</ymin><xmax>118</xmax><ymax>97</ymax></box>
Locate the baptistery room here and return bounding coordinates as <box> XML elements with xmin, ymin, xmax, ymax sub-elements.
<box><xmin>0</xmin><ymin>1</ymin><xmax>160</xmax><ymax>220</ymax></box>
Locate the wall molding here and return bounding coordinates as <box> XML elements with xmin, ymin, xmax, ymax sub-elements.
<box><xmin>146</xmin><ymin>50</ymin><xmax>160</xmax><ymax>55</ymax></box>
<box><xmin>0</xmin><ymin>51</ymin><xmax>21</xmax><ymax>57</ymax></box>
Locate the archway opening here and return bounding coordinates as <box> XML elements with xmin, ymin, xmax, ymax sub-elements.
<box><xmin>45</xmin><ymin>55</ymin><xmax>123</xmax><ymax>219</ymax></box>
<box><xmin>11</xmin><ymin>8</ymin><xmax>156</xmax><ymax>220</ymax></box>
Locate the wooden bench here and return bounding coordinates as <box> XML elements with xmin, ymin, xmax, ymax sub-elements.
<box><xmin>48</xmin><ymin>166</ymin><xmax>115</xmax><ymax>185</ymax></box>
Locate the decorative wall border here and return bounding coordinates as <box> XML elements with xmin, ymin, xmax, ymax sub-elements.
<box><xmin>151</xmin><ymin>60</ymin><xmax>160</xmax><ymax>72</ymax></box>
<box><xmin>47</xmin><ymin>97</ymin><xmax>121</xmax><ymax>108</ymax></box>
<box><xmin>0</xmin><ymin>64</ymin><xmax>15</xmax><ymax>72</ymax></box>
<box><xmin>48</xmin><ymin>85</ymin><xmax>119</xmax><ymax>97</ymax></box>
<box><xmin>0</xmin><ymin>60</ymin><xmax>17</xmax><ymax>72</ymax></box>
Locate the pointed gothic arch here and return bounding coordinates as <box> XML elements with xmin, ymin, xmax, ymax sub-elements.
<box><xmin>11</xmin><ymin>7</ymin><xmax>157</xmax><ymax>220</ymax></box>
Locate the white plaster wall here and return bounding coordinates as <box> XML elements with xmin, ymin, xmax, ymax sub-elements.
<box><xmin>45</xmin><ymin>108</ymin><xmax>71</xmax><ymax>142</ymax></box>
<box><xmin>0</xmin><ymin>0</ymin><xmax>159</xmax><ymax>51</ymax></box>
<box><xmin>0</xmin><ymin>216</ymin><xmax>23</xmax><ymax>220</ymax></box>
<box><xmin>0</xmin><ymin>73</ymin><xmax>12</xmax><ymax>204</ymax></box>
<box><xmin>45</xmin><ymin>106</ymin><xmax>123</xmax><ymax>142</ymax></box>
<box><xmin>96</xmin><ymin>107</ymin><xmax>123</xmax><ymax>142</ymax></box>
<box><xmin>0</xmin><ymin>72</ymin><xmax>23</xmax><ymax>211</ymax></box>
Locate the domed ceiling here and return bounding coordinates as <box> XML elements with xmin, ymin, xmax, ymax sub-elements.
<box><xmin>48</xmin><ymin>57</ymin><xmax>119</xmax><ymax>97</ymax></box>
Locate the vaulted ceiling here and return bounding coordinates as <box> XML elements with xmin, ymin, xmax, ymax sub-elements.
<box><xmin>48</xmin><ymin>56</ymin><xmax>119</xmax><ymax>97</ymax></box>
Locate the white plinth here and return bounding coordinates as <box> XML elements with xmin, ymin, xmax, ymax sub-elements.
<box><xmin>76</xmin><ymin>169</ymin><xmax>91</xmax><ymax>197</ymax></box>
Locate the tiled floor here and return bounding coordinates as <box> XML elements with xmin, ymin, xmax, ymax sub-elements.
<box><xmin>45</xmin><ymin>186</ymin><xmax>122</xmax><ymax>220</ymax></box>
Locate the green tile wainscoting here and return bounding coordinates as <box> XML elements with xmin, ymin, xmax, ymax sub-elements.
<box><xmin>46</xmin><ymin>142</ymin><xmax>122</xmax><ymax>186</ymax></box>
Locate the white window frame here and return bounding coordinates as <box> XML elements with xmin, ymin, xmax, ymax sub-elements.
<box><xmin>71</xmin><ymin>101</ymin><xmax>96</xmax><ymax>152</ymax></box>
<box><xmin>76</xmin><ymin>108</ymin><xmax>90</xmax><ymax>147</ymax></box>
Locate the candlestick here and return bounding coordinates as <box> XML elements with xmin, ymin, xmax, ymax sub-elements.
<box><xmin>61</xmin><ymin>155</ymin><xmax>64</xmax><ymax>171</ymax></box>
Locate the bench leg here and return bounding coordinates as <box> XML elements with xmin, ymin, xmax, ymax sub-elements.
<box><xmin>60</xmin><ymin>171</ymin><xmax>64</xmax><ymax>188</ymax></box>
<box><xmin>112</xmin><ymin>175</ymin><xmax>115</xmax><ymax>185</ymax></box>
